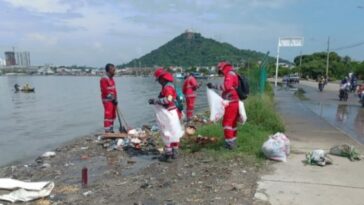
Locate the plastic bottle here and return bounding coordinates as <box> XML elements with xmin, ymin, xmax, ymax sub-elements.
<box><xmin>82</xmin><ymin>167</ymin><xmax>88</xmax><ymax>187</ymax></box>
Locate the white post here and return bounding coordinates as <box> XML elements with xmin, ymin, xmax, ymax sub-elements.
<box><xmin>274</xmin><ymin>39</ymin><xmax>280</xmax><ymax>87</ymax></box>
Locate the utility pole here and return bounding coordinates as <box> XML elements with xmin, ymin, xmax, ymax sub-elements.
<box><xmin>326</xmin><ymin>37</ymin><xmax>330</xmax><ymax>78</ymax></box>
<box><xmin>299</xmin><ymin>51</ymin><xmax>302</xmax><ymax>68</ymax></box>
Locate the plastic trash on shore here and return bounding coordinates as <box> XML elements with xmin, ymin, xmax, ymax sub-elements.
<box><xmin>329</xmin><ymin>144</ymin><xmax>361</xmax><ymax>161</ymax></box>
<box><xmin>262</xmin><ymin>132</ymin><xmax>290</xmax><ymax>162</ymax></box>
<box><xmin>0</xmin><ymin>178</ymin><xmax>54</xmax><ymax>203</ymax></box>
<box><xmin>306</xmin><ymin>149</ymin><xmax>333</xmax><ymax>166</ymax></box>
<box><xmin>41</xmin><ymin>151</ymin><xmax>56</xmax><ymax>158</ymax></box>
<box><xmin>206</xmin><ymin>88</ymin><xmax>227</xmax><ymax>122</ymax></box>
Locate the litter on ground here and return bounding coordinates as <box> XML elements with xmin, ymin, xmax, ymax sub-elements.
<box><xmin>305</xmin><ymin>149</ymin><xmax>333</xmax><ymax>166</ymax></box>
<box><xmin>329</xmin><ymin>144</ymin><xmax>361</xmax><ymax>161</ymax></box>
<box><xmin>262</xmin><ymin>132</ymin><xmax>290</xmax><ymax>162</ymax></box>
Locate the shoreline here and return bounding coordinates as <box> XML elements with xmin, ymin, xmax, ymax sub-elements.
<box><xmin>0</xmin><ymin>124</ymin><xmax>265</xmax><ymax>205</ymax></box>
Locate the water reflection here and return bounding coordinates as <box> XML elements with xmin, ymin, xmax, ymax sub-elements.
<box><xmin>354</xmin><ymin>109</ymin><xmax>364</xmax><ymax>138</ymax></box>
<box><xmin>336</xmin><ymin>104</ymin><xmax>349</xmax><ymax>122</ymax></box>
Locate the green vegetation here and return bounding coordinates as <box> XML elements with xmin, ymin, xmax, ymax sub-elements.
<box><xmin>291</xmin><ymin>52</ymin><xmax>364</xmax><ymax>80</ymax></box>
<box><xmin>122</xmin><ymin>32</ymin><xmax>276</xmax><ymax>68</ymax></box>
<box><xmin>183</xmin><ymin>84</ymin><xmax>285</xmax><ymax>162</ymax></box>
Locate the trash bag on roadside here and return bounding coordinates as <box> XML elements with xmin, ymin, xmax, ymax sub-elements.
<box><xmin>153</xmin><ymin>105</ymin><xmax>184</xmax><ymax>145</ymax></box>
<box><xmin>262</xmin><ymin>132</ymin><xmax>290</xmax><ymax>162</ymax></box>
<box><xmin>329</xmin><ymin>144</ymin><xmax>361</xmax><ymax>161</ymax></box>
<box><xmin>305</xmin><ymin>149</ymin><xmax>333</xmax><ymax>166</ymax></box>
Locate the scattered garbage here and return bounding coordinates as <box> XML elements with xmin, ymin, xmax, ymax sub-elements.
<box><xmin>0</xmin><ymin>178</ymin><xmax>54</xmax><ymax>203</ymax></box>
<box><xmin>306</xmin><ymin>149</ymin><xmax>333</xmax><ymax>166</ymax></box>
<box><xmin>194</xmin><ymin>135</ymin><xmax>218</xmax><ymax>145</ymax></box>
<box><xmin>82</xmin><ymin>191</ymin><xmax>93</xmax><ymax>196</ymax></box>
<box><xmin>97</xmin><ymin>125</ymin><xmax>161</xmax><ymax>157</ymax></box>
<box><xmin>329</xmin><ymin>144</ymin><xmax>361</xmax><ymax>161</ymax></box>
<box><xmin>185</xmin><ymin>125</ymin><xmax>196</xmax><ymax>136</ymax></box>
<box><xmin>262</xmin><ymin>132</ymin><xmax>290</xmax><ymax>162</ymax></box>
<box><xmin>41</xmin><ymin>151</ymin><xmax>56</xmax><ymax>158</ymax></box>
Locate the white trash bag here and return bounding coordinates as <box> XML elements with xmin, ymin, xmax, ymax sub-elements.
<box><xmin>0</xmin><ymin>178</ymin><xmax>54</xmax><ymax>203</ymax></box>
<box><xmin>238</xmin><ymin>100</ymin><xmax>247</xmax><ymax>124</ymax></box>
<box><xmin>153</xmin><ymin>105</ymin><xmax>184</xmax><ymax>145</ymax></box>
<box><xmin>262</xmin><ymin>132</ymin><xmax>290</xmax><ymax>162</ymax></box>
<box><xmin>206</xmin><ymin>88</ymin><xmax>228</xmax><ymax>122</ymax></box>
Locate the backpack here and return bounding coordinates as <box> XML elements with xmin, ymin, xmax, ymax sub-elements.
<box><xmin>175</xmin><ymin>86</ymin><xmax>185</xmax><ymax>112</ymax></box>
<box><xmin>166</xmin><ymin>82</ymin><xmax>184</xmax><ymax>111</ymax></box>
<box><xmin>236</xmin><ymin>73</ymin><xmax>249</xmax><ymax>100</ymax></box>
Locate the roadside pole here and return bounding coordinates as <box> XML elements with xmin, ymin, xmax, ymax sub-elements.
<box><xmin>275</xmin><ymin>41</ymin><xmax>280</xmax><ymax>87</ymax></box>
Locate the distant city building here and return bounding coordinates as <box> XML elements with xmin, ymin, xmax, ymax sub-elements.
<box><xmin>0</xmin><ymin>58</ymin><xmax>5</xmax><ymax>66</ymax></box>
<box><xmin>5</xmin><ymin>52</ymin><xmax>16</xmax><ymax>66</ymax></box>
<box><xmin>15</xmin><ymin>51</ymin><xmax>31</xmax><ymax>67</ymax></box>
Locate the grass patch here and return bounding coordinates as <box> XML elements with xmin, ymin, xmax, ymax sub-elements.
<box><xmin>182</xmin><ymin>84</ymin><xmax>285</xmax><ymax>162</ymax></box>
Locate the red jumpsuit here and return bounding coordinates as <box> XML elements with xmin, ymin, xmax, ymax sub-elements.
<box><xmin>219</xmin><ymin>67</ymin><xmax>239</xmax><ymax>143</ymax></box>
<box><xmin>157</xmin><ymin>82</ymin><xmax>180</xmax><ymax>153</ymax></box>
<box><xmin>100</xmin><ymin>76</ymin><xmax>117</xmax><ymax>132</ymax></box>
<box><xmin>183</xmin><ymin>75</ymin><xmax>199</xmax><ymax>120</ymax></box>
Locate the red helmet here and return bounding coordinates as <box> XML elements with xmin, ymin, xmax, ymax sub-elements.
<box><xmin>162</xmin><ymin>72</ymin><xmax>174</xmax><ymax>82</ymax></box>
<box><xmin>217</xmin><ymin>61</ymin><xmax>233</xmax><ymax>75</ymax></box>
<box><xmin>217</xmin><ymin>61</ymin><xmax>231</xmax><ymax>71</ymax></box>
<box><xmin>154</xmin><ymin>67</ymin><xmax>166</xmax><ymax>79</ymax></box>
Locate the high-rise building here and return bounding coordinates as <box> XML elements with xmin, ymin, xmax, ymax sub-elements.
<box><xmin>5</xmin><ymin>52</ymin><xmax>16</xmax><ymax>66</ymax></box>
<box><xmin>15</xmin><ymin>51</ymin><xmax>31</xmax><ymax>67</ymax></box>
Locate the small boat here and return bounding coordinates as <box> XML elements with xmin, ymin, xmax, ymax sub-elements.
<box><xmin>20</xmin><ymin>88</ymin><xmax>35</xmax><ymax>93</ymax></box>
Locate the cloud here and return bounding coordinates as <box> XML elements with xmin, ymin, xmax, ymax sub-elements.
<box><xmin>3</xmin><ymin>0</ymin><xmax>72</xmax><ymax>13</ymax></box>
<box><xmin>26</xmin><ymin>33</ymin><xmax>59</xmax><ymax>46</ymax></box>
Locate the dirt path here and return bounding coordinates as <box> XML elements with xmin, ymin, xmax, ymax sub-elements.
<box><xmin>0</xmin><ymin>133</ymin><xmax>267</xmax><ymax>205</ymax></box>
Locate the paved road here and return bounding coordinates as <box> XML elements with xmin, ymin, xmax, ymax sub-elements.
<box><xmin>254</xmin><ymin>84</ymin><xmax>364</xmax><ymax>205</ymax></box>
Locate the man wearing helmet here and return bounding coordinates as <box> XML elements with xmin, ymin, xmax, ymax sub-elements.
<box><xmin>100</xmin><ymin>63</ymin><xmax>118</xmax><ymax>133</ymax></box>
<box><xmin>183</xmin><ymin>72</ymin><xmax>199</xmax><ymax>123</ymax></box>
<box><xmin>207</xmin><ymin>61</ymin><xmax>239</xmax><ymax>149</ymax></box>
<box><xmin>149</xmin><ymin>67</ymin><xmax>181</xmax><ymax>161</ymax></box>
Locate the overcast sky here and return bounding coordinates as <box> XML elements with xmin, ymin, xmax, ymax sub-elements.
<box><xmin>0</xmin><ymin>0</ymin><xmax>363</xmax><ymax>67</ymax></box>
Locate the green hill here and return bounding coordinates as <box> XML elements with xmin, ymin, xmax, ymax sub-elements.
<box><xmin>122</xmin><ymin>31</ymin><xmax>275</xmax><ymax>68</ymax></box>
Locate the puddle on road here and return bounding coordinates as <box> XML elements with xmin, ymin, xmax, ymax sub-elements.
<box><xmin>302</xmin><ymin>101</ymin><xmax>364</xmax><ymax>144</ymax></box>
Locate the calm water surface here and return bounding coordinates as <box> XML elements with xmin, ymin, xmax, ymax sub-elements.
<box><xmin>0</xmin><ymin>76</ymin><xmax>213</xmax><ymax>166</ymax></box>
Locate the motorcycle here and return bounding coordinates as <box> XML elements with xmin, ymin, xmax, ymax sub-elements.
<box><xmin>339</xmin><ymin>88</ymin><xmax>349</xmax><ymax>101</ymax></box>
<box><xmin>359</xmin><ymin>91</ymin><xmax>364</xmax><ymax>107</ymax></box>
<box><xmin>318</xmin><ymin>81</ymin><xmax>324</xmax><ymax>92</ymax></box>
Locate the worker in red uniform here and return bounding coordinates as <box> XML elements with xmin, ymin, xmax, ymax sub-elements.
<box><xmin>100</xmin><ymin>63</ymin><xmax>118</xmax><ymax>133</ymax></box>
<box><xmin>183</xmin><ymin>72</ymin><xmax>199</xmax><ymax>123</ymax></box>
<box><xmin>149</xmin><ymin>68</ymin><xmax>180</xmax><ymax>161</ymax></box>
<box><xmin>207</xmin><ymin>61</ymin><xmax>239</xmax><ymax>149</ymax></box>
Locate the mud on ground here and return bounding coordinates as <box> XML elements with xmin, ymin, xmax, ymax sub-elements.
<box><xmin>0</xmin><ymin>134</ymin><xmax>270</xmax><ymax>205</ymax></box>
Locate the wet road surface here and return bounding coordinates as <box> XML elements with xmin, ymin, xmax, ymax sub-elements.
<box><xmin>282</xmin><ymin>82</ymin><xmax>364</xmax><ymax>144</ymax></box>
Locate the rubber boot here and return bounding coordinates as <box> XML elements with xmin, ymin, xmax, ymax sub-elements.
<box><xmin>224</xmin><ymin>139</ymin><xmax>237</xmax><ymax>150</ymax></box>
<box><xmin>171</xmin><ymin>148</ymin><xmax>178</xmax><ymax>159</ymax></box>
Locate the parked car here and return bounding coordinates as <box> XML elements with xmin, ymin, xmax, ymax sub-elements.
<box><xmin>282</xmin><ymin>74</ymin><xmax>300</xmax><ymax>84</ymax></box>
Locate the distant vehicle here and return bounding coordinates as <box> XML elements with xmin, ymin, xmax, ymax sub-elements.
<box><xmin>174</xmin><ymin>73</ymin><xmax>185</xmax><ymax>79</ymax></box>
<box><xmin>282</xmin><ymin>74</ymin><xmax>300</xmax><ymax>84</ymax></box>
<box><xmin>191</xmin><ymin>72</ymin><xmax>207</xmax><ymax>79</ymax></box>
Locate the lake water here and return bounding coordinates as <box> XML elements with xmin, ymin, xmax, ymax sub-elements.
<box><xmin>0</xmin><ymin>76</ymin><xmax>213</xmax><ymax>166</ymax></box>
